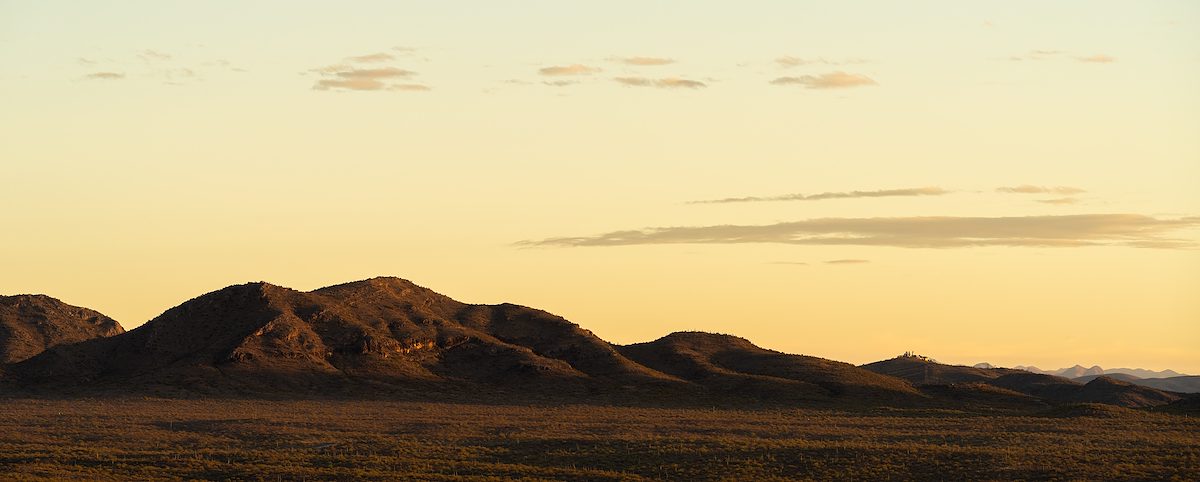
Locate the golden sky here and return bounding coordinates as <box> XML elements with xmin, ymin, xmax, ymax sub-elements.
<box><xmin>2</xmin><ymin>1</ymin><xmax>1198</xmax><ymax>372</ymax></box>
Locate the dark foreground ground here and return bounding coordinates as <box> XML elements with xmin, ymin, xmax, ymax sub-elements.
<box><xmin>0</xmin><ymin>398</ymin><xmax>1197</xmax><ymax>481</ymax></box>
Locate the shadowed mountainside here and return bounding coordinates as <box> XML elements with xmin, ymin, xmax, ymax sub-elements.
<box><xmin>7</xmin><ymin>278</ymin><xmax>682</xmax><ymax>398</ymax></box>
<box><xmin>1</xmin><ymin>278</ymin><xmax>1184</xmax><ymax>410</ymax></box>
<box><xmin>6</xmin><ymin>278</ymin><xmax>925</xmax><ymax>407</ymax></box>
<box><xmin>1073</xmin><ymin>374</ymin><xmax>1200</xmax><ymax>394</ymax></box>
<box><xmin>617</xmin><ymin>332</ymin><xmax>921</xmax><ymax>404</ymax></box>
<box><xmin>863</xmin><ymin>355</ymin><xmax>1180</xmax><ymax>408</ymax></box>
<box><xmin>0</xmin><ymin>294</ymin><xmax>124</xmax><ymax>364</ymax></box>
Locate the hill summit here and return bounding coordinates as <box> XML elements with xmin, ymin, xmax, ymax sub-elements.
<box><xmin>2</xmin><ymin>277</ymin><xmax>1186</xmax><ymax>410</ymax></box>
<box><xmin>0</xmin><ymin>294</ymin><xmax>124</xmax><ymax>364</ymax></box>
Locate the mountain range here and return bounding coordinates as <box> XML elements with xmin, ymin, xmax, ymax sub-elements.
<box><xmin>1009</xmin><ymin>364</ymin><xmax>1186</xmax><ymax>379</ymax></box>
<box><xmin>1</xmin><ymin>277</ymin><xmax>1194</xmax><ymax>411</ymax></box>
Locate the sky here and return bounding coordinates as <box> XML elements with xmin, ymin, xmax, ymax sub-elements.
<box><xmin>2</xmin><ymin>1</ymin><xmax>1198</xmax><ymax>373</ymax></box>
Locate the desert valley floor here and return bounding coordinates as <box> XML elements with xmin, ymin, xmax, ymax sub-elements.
<box><xmin>1</xmin><ymin>398</ymin><xmax>1197</xmax><ymax>481</ymax></box>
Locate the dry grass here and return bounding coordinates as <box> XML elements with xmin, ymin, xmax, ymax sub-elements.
<box><xmin>0</xmin><ymin>398</ymin><xmax>1197</xmax><ymax>481</ymax></box>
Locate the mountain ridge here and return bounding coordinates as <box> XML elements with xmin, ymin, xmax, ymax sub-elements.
<box><xmin>1</xmin><ymin>277</ymin><xmax>1185</xmax><ymax>410</ymax></box>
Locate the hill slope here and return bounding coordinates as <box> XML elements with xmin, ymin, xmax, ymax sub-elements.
<box><xmin>864</xmin><ymin>356</ymin><xmax>1180</xmax><ymax>408</ymax></box>
<box><xmin>0</xmin><ymin>294</ymin><xmax>124</xmax><ymax>364</ymax></box>
<box><xmin>618</xmin><ymin>332</ymin><xmax>922</xmax><ymax>405</ymax></box>
<box><xmin>9</xmin><ymin>278</ymin><xmax>682</xmax><ymax>397</ymax></box>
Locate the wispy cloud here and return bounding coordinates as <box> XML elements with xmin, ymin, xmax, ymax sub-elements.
<box><xmin>389</xmin><ymin>84</ymin><xmax>431</xmax><ymax>91</ymax></box>
<box><xmin>1006</xmin><ymin>50</ymin><xmax>1113</xmax><ymax>63</ymax></box>
<box><xmin>310</xmin><ymin>64</ymin><xmax>425</xmax><ymax>91</ymax></box>
<box><xmin>82</xmin><ymin>72</ymin><xmax>124</xmax><ymax>80</ymax></box>
<box><xmin>997</xmin><ymin>185</ymin><xmax>1085</xmax><ymax>195</ymax></box>
<box><xmin>775</xmin><ymin>57</ymin><xmax>866</xmax><ymax>67</ymax></box>
<box><xmin>825</xmin><ymin>259</ymin><xmax>870</xmax><ymax>264</ymax></box>
<box><xmin>614</xmin><ymin>56</ymin><xmax>675</xmax><ymax>66</ymax></box>
<box><xmin>1037</xmin><ymin>197</ymin><xmax>1080</xmax><ymax>205</ymax></box>
<box><xmin>1077</xmin><ymin>54</ymin><xmax>1116</xmax><ymax>63</ymax></box>
<box><xmin>614</xmin><ymin>77</ymin><xmax>706</xmax><ymax>89</ymax></box>
<box><xmin>770</xmin><ymin>71</ymin><xmax>876</xmax><ymax>89</ymax></box>
<box><xmin>346</xmin><ymin>52</ymin><xmax>395</xmax><ymax>63</ymax></box>
<box><xmin>1007</xmin><ymin>50</ymin><xmax>1061</xmax><ymax>61</ymax></box>
<box><xmin>518</xmin><ymin>214</ymin><xmax>1200</xmax><ymax>249</ymax></box>
<box><xmin>691</xmin><ymin>187</ymin><xmax>948</xmax><ymax>204</ymax></box>
<box><xmin>542</xmin><ymin>80</ymin><xmax>577</xmax><ymax>87</ymax></box>
<box><xmin>538</xmin><ymin>64</ymin><xmax>600</xmax><ymax>76</ymax></box>
<box><xmin>138</xmin><ymin>49</ymin><xmax>172</xmax><ymax>62</ymax></box>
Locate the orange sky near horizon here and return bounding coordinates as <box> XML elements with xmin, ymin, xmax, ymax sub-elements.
<box><xmin>1</xmin><ymin>1</ymin><xmax>1198</xmax><ymax>373</ymax></box>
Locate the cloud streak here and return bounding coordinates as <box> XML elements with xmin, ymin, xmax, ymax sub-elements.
<box><xmin>539</xmin><ymin>64</ymin><xmax>600</xmax><ymax>76</ymax></box>
<box><xmin>614</xmin><ymin>77</ymin><xmax>706</xmax><ymax>89</ymax></box>
<box><xmin>997</xmin><ymin>185</ymin><xmax>1085</xmax><ymax>195</ymax></box>
<box><xmin>770</xmin><ymin>71</ymin><xmax>877</xmax><ymax>89</ymax></box>
<box><xmin>615</xmin><ymin>56</ymin><xmax>674</xmax><ymax>66</ymax></box>
<box><xmin>82</xmin><ymin>72</ymin><xmax>124</xmax><ymax>80</ymax></box>
<box><xmin>690</xmin><ymin>187</ymin><xmax>949</xmax><ymax>204</ymax></box>
<box><xmin>311</xmin><ymin>64</ymin><xmax>425</xmax><ymax>92</ymax></box>
<box><xmin>1077</xmin><ymin>54</ymin><xmax>1116</xmax><ymax>63</ymax></box>
<box><xmin>519</xmin><ymin>214</ymin><xmax>1199</xmax><ymax>249</ymax></box>
<box><xmin>347</xmin><ymin>52</ymin><xmax>395</xmax><ymax>63</ymax></box>
<box><xmin>138</xmin><ymin>49</ymin><xmax>171</xmax><ymax>62</ymax></box>
<box><xmin>1037</xmin><ymin>197</ymin><xmax>1080</xmax><ymax>205</ymax></box>
<box><xmin>775</xmin><ymin>57</ymin><xmax>866</xmax><ymax>67</ymax></box>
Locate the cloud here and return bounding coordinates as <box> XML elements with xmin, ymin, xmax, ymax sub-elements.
<box><xmin>1006</xmin><ymin>50</ymin><xmax>1114</xmax><ymax>63</ymax></box>
<box><xmin>1009</xmin><ymin>50</ymin><xmax>1062</xmax><ymax>61</ymax></box>
<box><xmin>770</xmin><ymin>71</ymin><xmax>876</xmax><ymax>89</ymax></box>
<box><xmin>518</xmin><ymin>214</ymin><xmax>1200</xmax><ymax>249</ymax></box>
<box><xmin>310</xmin><ymin>64</ymin><xmax>422</xmax><ymax>91</ymax></box>
<box><xmin>615</xmin><ymin>56</ymin><xmax>675</xmax><ymax>66</ymax></box>
<box><xmin>314</xmin><ymin>78</ymin><xmax>388</xmax><ymax>91</ymax></box>
<box><xmin>332</xmin><ymin>67</ymin><xmax>415</xmax><ymax>79</ymax></box>
<box><xmin>775</xmin><ymin>57</ymin><xmax>866</xmax><ymax>67</ymax></box>
<box><xmin>825</xmin><ymin>259</ymin><xmax>870</xmax><ymax>264</ymax></box>
<box><xmin>1077</xmin><ymin>54</ymin><xmax>1115</xmax><ymax>63</ymax></box>
<box><xmin>538</xmin><ymin>64</ymin><xmax>600</xmax><ymax>76</ymax></box>
<box><xmin>691</xmin><ymin>187</ymin><xmax>949</xmax><ymax>204</ymax></box>
<box><xmin>82</xmin><ymin>72</ymin><xmax>124</xmax><ymax>80</ymax></box>
<box><xmin>614</xmin><ymin>77</ymin><xmax>706</xmax><ymax>89</ymax></box>
<box><xmin>1037</xmin><ymin>198</ymin><xmax>1080</xmax><ymax>205</ymax></box>
<box><xmin>542</xmin><ymin>80</ymin><xmax>577</xmax><ymax>87</ymax></box>
<box><xmin>996</xmin><ymin>185</ymin><xmax>1085</xmax><ymax>195</ymax></box>
<box><xmin>389</xmin><ymin>84</ymin><xmax>431</xmax><ymax>91</ymax></box>
<box><xmin>138</xmin><ymin>49</ymin><xmax>171</xmax><ymax>61</ymax></box>
<box><xmin>347</xmin><ymin>53</ymin><xmax>395</xmax><ymax>63</ymax></box>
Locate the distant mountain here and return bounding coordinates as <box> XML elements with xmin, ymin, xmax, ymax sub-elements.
<box><xmin>1105</xmin><ymin>367</ymin><xmax>1186</xmax><ymax>379</ymax></box>
<box><xmin>1073</xmin><ymin>373</ymin><xmax>1141</xmax><ymax>384</ymax></box>
<box><xmin>2</xmin><ymin>277</ymin><xmax>1185</xmax><ymax>410</ymax></box>
<box><xmin>9</xmin><ymin>279</ymin><xmax>676</xmax><ymax>396</ymax></box>
<box><xmin>618</xmin><ymin>332</ymin><xmax>920</xmax><ymax>404</ymax></box>
<box><xmin>1074</xmin><ymin>374</ymin><xmax>1200</xmax><ymax>394</ymax></box>
<box><xmin>864</xmin><ymin>356</ymin><xmax>1180</xmax><ymax>408</ymax></box>
<box><xmin>973</xmin><ymin>362</ymin><xmax>995</xmax><ymax>369</ymax></box>
<box><xmin>4</xmin><ymin>278</ymin><xmax>918</xmax><ymax>407</ymax></box>
<box><xmin>1014</xmin><ymin>364</ymin><xmax>1186</xmax><ymax>379</ymax></box>
<box><xmin>0</xmin><ymin>294</ymin><xmax>124</xmax><ymax>364</ymax></box>
<box><xmin>1058</xmin><ymin>365</ymin><xmax>1105</xmax><ymax>378</ymax></box>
